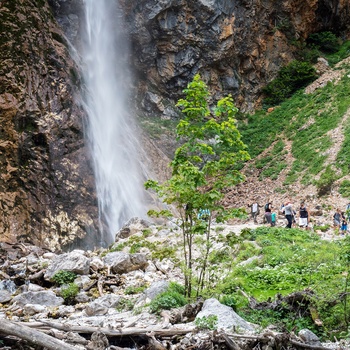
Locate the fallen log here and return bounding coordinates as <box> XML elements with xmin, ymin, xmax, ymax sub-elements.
<box><xmin>290</xmin><ymin>339</ymin><xmax>333</xmax><ymax>350</ymax></box>
<box><xmin>219</xmin><ymin>333</ymin><xmax>242</xmax><ymax>350</ymax></box>
<box><xmin>0</xmin><ymin>318</ymin><xmax>76</xmax><ymax>350</ymax></box>
<box><xmin>38</xmin><ymin>320</ymin><xmax>196</xmax><ymax>337</ymax></box>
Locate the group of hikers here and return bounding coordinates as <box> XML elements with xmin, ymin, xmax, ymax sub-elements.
<box><xmin>248</xmin><ymin>200</ymin><xmax>311</xmax><ymax>230</ymax></box>
<box><xmin>249</xmin><ymin>200</ymin><xmax>309</xmax><ymax>229</ymax></box>
<box><xmin>332</xmin><ymin>207</ymin><xmax>350</xmax><ymax>234</ymax></box>
<box><xmin>249</xmin><ymin>200</ymin><xmax>350</xmax><ymax>234</ymax></box>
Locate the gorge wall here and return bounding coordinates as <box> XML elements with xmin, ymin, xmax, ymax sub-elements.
<box><xmin>0</xmin><ymin>0</ymin><xmax>349</xmax><ymax>250</ymax></box>
<box><xmin>0</xmin><ymin>0</ymin><xmax>101</xmax><ymax>251</ymax></box>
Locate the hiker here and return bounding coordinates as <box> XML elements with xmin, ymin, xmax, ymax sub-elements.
<box><xmin>283</xmin><ymin>201</ymin><xmax>294</xmax><ymax>228</ymax></box>
<box><xmin>198</xmin><ymin>208</ymin><xmax>210</xmax><ymax>221</ymax></box>
<box><xmin>346</xmin><ymin>202</ymin><xmax>350</xmax><ymax>221</ymax></box>
<box><xmin>249</xmin><ymin>201</ymin><xmax>260</xmax><ymax>224</ymax></box>
<box><xmin>298</xmin><ymin>202</ymin><xmax>309</xmax><ymax>228</ymax></box>
<box><xmin>271</xmin><ymin>211</ymin><xmax>277</xmax><ymax>227</ymax></box>
<box><xmin>341</xmin><ymin>212</ymin><xmax>347</xmax><ymax>235</ymax></box>
<box><xmin>264</xmin><ymin>201</ymin><xmax>273</xmax><ymax>225</ymax></box>
<box><xmin>333</xmin><ymin>209</ymin><xmax>341</xmax><ymax>230</ymax></box>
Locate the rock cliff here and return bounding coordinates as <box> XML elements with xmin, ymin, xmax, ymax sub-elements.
<box><xmin>123</xmin><ymin>0</ymin><xmax>350</xmax><ymax>113</ymax></box>
<box><xmin>0</xmin><ymin>0</ymin><xmax>101</xmax><ymax>251</ymax></box>
<box><xmin>51</xmin><ymin>0</ymin><xmax>350</xmax><ymax>114</ymax></box>
<box><xmin>0</xmin><ymin>0</ymin><xmax>349</xmax><ymax>249</ymax></box>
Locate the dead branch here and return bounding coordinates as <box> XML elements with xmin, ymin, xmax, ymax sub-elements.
<box><xmin>218</xmin><ymin>332</ymin><xmax>242</xmax><ymax>350</ymax></box>
<box><xmin>0</xmin><ymin>318</ymin><xmax>76</xmax><ymax>350</ymax></box>
<box><xmin>290</xmin><ymin>339</ymin><xmax>333</xmax><ymax>350</ymax></box>
<box><xmin>36</xmin><ymin>320</ymin><xmax>196</xmax><ymax>337</ymax></box>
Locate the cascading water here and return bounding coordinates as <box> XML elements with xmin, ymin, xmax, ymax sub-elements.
<box><xmin>82</xmin><ymin>0</ymin><xmax>147</xmax><ymax>245</ymax></box>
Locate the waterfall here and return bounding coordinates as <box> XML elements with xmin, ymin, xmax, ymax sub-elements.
<box><xmin>82</xmin><ymin>0</ymin><xmax>147</xmax><ymax>245</ymax></box>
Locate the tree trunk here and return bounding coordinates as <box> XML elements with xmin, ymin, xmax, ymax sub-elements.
<box><xmin>0</xmin><ymin>318</ymin><xmax>76</xmax><ymax>350</ymax></box>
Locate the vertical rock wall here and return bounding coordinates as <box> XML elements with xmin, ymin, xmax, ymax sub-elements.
<box><xmin>0</xmin><ymin>0</ymin><xmax>101</xmax><ymax>251</ymax></box>
<box><xmin>0</xmin><ymin>0</ymin><xmax>349</xmax><ymax>250</ymax></box>
<box><xmin>123</xmin><ymin>0</ymin><xmax>349</xmax><ymax>113</ymax></box>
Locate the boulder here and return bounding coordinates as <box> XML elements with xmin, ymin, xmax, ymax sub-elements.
<box><xmin>103</xmin><ymin>252</ymin><xmax>148</xmax><ymax>274</ymax></box>
<box><xmin>115</xmin><ymin>217</ymin><xmax>152</xmax><ymax>239</ymax></box>
<box><xmin>11</xmin><ymin>291</ymin><xmax>64</xmax><ymax>307</ymax></box>
<box><xmin>85</xmin><ymin>294</ymin><xmax>121</xmax><ymax>316</ymax></box>
<box><xmin>136</xmin><ymin>280</ymin><xmax>169</xmax><ymax>307</ymax></box>
<box><xmin>195</xmin><ymin>298</ymin><xmax>255</xmax><ymax>332</ymax></box>
<box><xmin>44</xmin><ymin>251</ymin><xmax>91</xmax><ymax>280</ymax></box>
<box><xmin>298</xmin><ymin>329</ymin><xmax>322</xmax><ymax>346</ymax></box>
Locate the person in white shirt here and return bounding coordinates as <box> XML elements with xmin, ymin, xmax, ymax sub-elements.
<box><xmin>249</xmin><ymin>201</ymin><xmax>260</xmax><ymax>224</ymax></box>
<box><xmin>283</xmin><ymin>201</ymin><xmax>294</xmax><ymax>228</ymax></box>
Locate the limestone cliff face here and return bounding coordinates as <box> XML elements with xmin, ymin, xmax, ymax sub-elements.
<box><xmin>0</xmin><ymin>0</ymin><xmax>349</xmax><ymax>249</ymax></box>
<box><xmin>0</xmin><ymin>0</ymin><xmax>101</xmax><ymax>251</ymax></box>
<box><xmin>122</xmin><ymin>0</ymin><xmax>350</xmax><ymax>113</ymax></box>
<box><xmin>48</xmin><ymin>0</ymin><xmax>350</xmax><ymax>121</ymax></box>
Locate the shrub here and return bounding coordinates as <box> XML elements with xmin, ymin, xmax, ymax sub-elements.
<box><xmin>60</xmin><ymin>283</ymin><xmax>79</xmax><ymax>304</ymax></box>
<box><xmin>125</xmin><ymin>285</ymin><xmax>148</xmax><ymax>295</ymax></box>
<box><xmin>52</xmin><ymin>270</ymin><xmax>76</xmax><ymax>286</ymax></box>
<box><xmin>195</xmin><ymin>315</ymin><xmax>218</xmax><ymax>330</ymax></box>
<box><xmin>149</xmin><ymin>282</ymin><xmax>187</xmax><ymax>314</ymax></box>
<box><xmin>307</xmin><ymin>31</ymin><xmax>340</xmax><ymax>53</ymax></box>
<box><xmin>220</xmin><ymin>294</ymin><xmax>237</xmax><ymax>310</ymax></box>
<box><xmin>263</xmin><ymin>60</ymin><xmax>317</xmax><ymax>106</ymax></box>
<box><xmin>339</xmin><ymin>180</ymin><xmax>350</xmax><ymax>198</ymax></box>
<box><xmin>314</xmin><ymin>165</ymin><xmax>338</xmax><ymax>196</ymax></box>
<box><xmin>116</xmin><ymin>297</ymin><xmax>135</xmax><ymax>311</ymax></box>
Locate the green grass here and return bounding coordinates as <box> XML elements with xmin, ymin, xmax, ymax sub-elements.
<box><xmin>205</xmin><ymin>226</ymin><xmax>350</xmax><ymax>339</ymax></box>
<box><xmin>239</xmin><ymin>54</ymin><xmax>350</xmax><ymax>184</ymax></box>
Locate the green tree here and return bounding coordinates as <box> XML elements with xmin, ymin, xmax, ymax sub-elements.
<box><xmin>145</xmin><ymin>74</ymin><xmax>250</xmax><ymax>297</ymax></box>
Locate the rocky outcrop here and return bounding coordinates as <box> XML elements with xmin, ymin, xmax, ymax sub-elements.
<box><xmin>0</xmin><ymin>0</ymin><xmax>101</xmax><ymax>251</ymax></box>
<box><xmin>122</xmin><ymin>0</ymin><xmax>350</xmax><ymax>113</ymax></box>
<box><xmin>1</xmin><ymin>0</ymin><xmax>349</xmax><ymax>250</ymax></box>
<box><xmin>49</xmin><ymin>0</ymin><xmax>350</xmax><ymax>116</ymax></box>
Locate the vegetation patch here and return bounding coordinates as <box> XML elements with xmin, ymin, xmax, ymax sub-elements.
<box><xmin>149</xmin><ymin>282</ymin><xmax>187</xmax><ymax>314</ymax></box>
<box><xmin>52</xmin><ymin>270</ymin><xmax>76</xmax><ymax>285</ymax></box>
<box><xmin>203</xmin><ymin>226</ymin><xmax>350</xmax><ymax>340</ymax></box>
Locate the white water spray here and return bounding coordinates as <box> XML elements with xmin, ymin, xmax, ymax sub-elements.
<box><xmin>82</xmin><ymin>0</ymin><xmax>147</xmax><ymax>244</ymax></box>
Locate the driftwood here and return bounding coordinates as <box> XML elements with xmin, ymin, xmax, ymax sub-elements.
<box><xmin>160</xmin><ymin>297</ymin><xmax>204</xmax><ymax>326</ymax></box>
<box><xmin>290</xmin><ymin>339</ymin><xmax>334</xmax><ymax>350</ymax></box>
<box><xmin>37</xmin><ymin>320</ymin><xmax>196</xmax><ymax>337</ymax></box>
<box><xmin>14</xmin><ymin>320</ymin><xmax>336</xmax><ymax>350</ymax></box>
<box><xmin>0</xmin><ymin>318</ymin><xmax>76</xmax><ymax>350</ymax></box>
<box><xmin>217</xmin><ymin>332</ymin><xmax>242</xmax><ymax>350</ymax></box>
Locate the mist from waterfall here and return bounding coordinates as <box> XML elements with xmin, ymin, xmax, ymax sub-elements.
<box><xmin>82</xmin><ymin>0</ymin><xmax>147</xmax><ymax>245</ymax></box>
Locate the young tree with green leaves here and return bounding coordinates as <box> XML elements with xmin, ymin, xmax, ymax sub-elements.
<box><xmin>145</xmin><ymin>74</ymin><xmax>250</xmax><ymax>297</ymax></box>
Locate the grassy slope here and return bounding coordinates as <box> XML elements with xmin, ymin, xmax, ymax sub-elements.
<box><xmin>238</xmin><ymin>55</ymin><xmax>350</xmax><ymax>194</ymax></box>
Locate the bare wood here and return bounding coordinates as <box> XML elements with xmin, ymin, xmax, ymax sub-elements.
<box><xmin>0</xmin><ymin>318</ymin><xmax>76</xmax><ymax>350</ymax></box>
<box><xmin>39</xmin><ymin>320</ymin><xmax>196</xmax><ymax>337</ymax></box>
<box><xmin>220</xmin><ymin>333</ymin><xmax>242</xmax><ymax>350</ymax></box>
<box><xmin>290</xmin><ymin>339</ymin><xmax>333</xmax><ymax>350</ymax></box>
<box><xmin>97</xmin><ymin>277</ymin><xmax>104</xmax><ymax>296</ymax></box>
<box><xmin>83</xmin><ymin>279</ymin><xmax>97</xmax><ymax>291</ymax></box>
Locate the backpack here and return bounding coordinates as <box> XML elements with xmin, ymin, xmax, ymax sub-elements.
<box><xmin>264</xmin><ymin>203</ymin><xmax>269</xmax><ymax>211</ymax></box>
